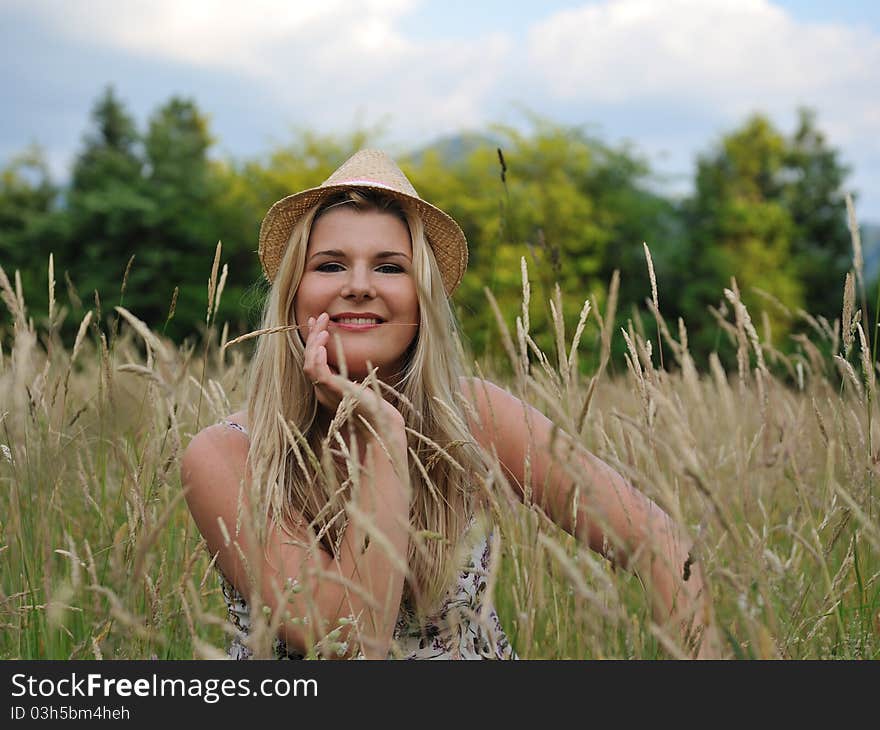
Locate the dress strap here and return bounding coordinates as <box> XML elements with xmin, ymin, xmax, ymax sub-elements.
<box><xmin>220</xmin><ymin>420</ymin><xmax>249</xmax><ymax>437</ymax></box>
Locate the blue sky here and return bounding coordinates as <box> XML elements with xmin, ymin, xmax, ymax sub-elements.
<box><xmin>3</xmin><ymin>0</ymin><xmax>879</xmax><ymax>222</ymax></box>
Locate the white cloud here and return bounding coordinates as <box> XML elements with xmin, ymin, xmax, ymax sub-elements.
<box><xmin>12</xmin><ymin>0</ymin><xmax>511</xmax><ymax>141</ymax></box>
<box><xmin>527</xmin><ymin>0</ymin><xmax>880</xmax><ymax>147</ymax></box>
<box><xmin>15</xmin><ymin>0</ymin><xmax>415</xmax><ymax>74</ymax></box>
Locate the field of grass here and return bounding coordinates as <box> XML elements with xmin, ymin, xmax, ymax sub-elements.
<box><xmin>1</xmin><ymin>247</ymin><xmax>877</xmax><ymax>660</ymax></box>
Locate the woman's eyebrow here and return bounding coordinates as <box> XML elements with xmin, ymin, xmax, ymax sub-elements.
<box><xmin>309</xmin><ymin>249</ymin><xmax>410</xmax><ymax>261</ymax></box>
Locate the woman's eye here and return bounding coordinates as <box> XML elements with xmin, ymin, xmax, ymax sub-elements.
<box><xmin>316</xmin><ymin>263</ymin><xmax>404</xmax><ymax>273</ymax></box>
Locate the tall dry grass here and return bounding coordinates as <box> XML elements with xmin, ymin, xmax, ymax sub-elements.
<box><xmin>0</xmin><ymin>231</ymin><xmax>877</xmax><ymax>659</ymax></box>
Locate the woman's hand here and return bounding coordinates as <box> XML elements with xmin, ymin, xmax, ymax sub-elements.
<box><xmin>303</xmin><ymin>312</ymin><xmax>405</xmax><ymax>438</ymax></box>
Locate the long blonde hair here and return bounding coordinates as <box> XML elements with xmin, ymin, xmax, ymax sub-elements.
<box><xmin>245</xmin><ymin>189</ymin><xmax>488</xmax><ymax>613</ymax></box>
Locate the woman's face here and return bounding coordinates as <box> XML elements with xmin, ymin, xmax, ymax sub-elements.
<box><xmin>294</xmin><ymin>205</ymin><xmax>420</xmax><ymax>382</ymax></box>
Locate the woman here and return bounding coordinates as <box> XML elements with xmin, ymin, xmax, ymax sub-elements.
<box><xmin>181</xmin><ymin>149</ymin><xmax>721</xmax><ymax>660</ymax></box>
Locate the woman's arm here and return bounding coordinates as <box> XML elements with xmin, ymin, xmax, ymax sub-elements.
<box><xmin>461</xmin><ymin>377</ymin><xmax>722</xmax><ymax>659</ymax></box>
<box><xmin>181</xmin><ymin>423</ymin><xmax>410</xmax><ymax>659</ymax></box>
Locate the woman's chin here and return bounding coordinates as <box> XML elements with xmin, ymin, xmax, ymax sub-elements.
<box><xmin>328</xmin><ymin>359</ymin><xmax>373</xmax><ymax>381</ymax></box>
<box><xmin>328</xmin><ymin>349</ymin><xmax>407</xmax><ymax>383</ymax></box>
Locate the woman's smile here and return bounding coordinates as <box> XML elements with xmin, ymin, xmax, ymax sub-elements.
<box><xmin>328</xmin><ymin>311</ymin><xmax>385</xmax><ymax>330</ymax></box>
<box><xmin>329</xmin><ymin>319</ymin><xmax>381</xmax><ymax>331</ymax></box>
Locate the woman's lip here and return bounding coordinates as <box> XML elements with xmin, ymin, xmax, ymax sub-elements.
<box><xmin>328</xmin><ymin>320</ymin><xmax>382</xmax><ymax>331</ymax></box>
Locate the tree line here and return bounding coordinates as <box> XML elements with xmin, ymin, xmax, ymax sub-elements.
<box><xmin>0</xmin><ymin>87</ymin><xmax>863</xmax><ymax>375</ymax></box>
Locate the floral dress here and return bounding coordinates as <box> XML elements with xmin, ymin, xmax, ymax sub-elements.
<box><xmin>216</xmin><ymin>420</ymin><xmax>518</xmax><ymax>660</ymax></box>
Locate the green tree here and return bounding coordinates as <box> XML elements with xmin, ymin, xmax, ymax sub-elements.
<box><xmin>0</xmin><ymin>146</ymin><xmax>56</xmax><ymax>227</ymax></box>
<box><xmin>139</xmin><ymin>97</ymin><xmax>222</xmax><ymax>338</ymax></box>
<box><xmin>680</xmin><ymin>111</ymin><xmax>851</xmax><ymax>365</ymax></box>
<box><xmin>783</xmin><ymin>109</ymin><xmax>852</xmax><ymax>321</ymax></box>
<box><xmin>65</xmin><ymin>86</ymin><xmax>155</xmax><ymax>328</ymax></box>
<box><xmin>71</xmin><ymin>87</ymin><xmax>143</xmax><ymax>192</ymax></box>
<box><xmin>0</xmin><ymin>146</ymin><xmax>69</xmax><ymax>331</ymax></box>
<box><xmin>58</xmin><ymin>91</ymin><xmax>237</xmax><ymax>341</ymax></box>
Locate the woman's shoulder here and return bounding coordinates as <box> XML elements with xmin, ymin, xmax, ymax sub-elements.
<box><xmin>189</xmin><ymin>410</ymin><xmax>248</xmax><ymax>447</ymax></box>
<box><xmin>181</xmin><ymin>412</ymin><xmax>250</xmax><ymax>486</ymax></box>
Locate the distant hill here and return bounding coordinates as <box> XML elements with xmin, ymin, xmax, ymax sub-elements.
<box><xmin>405</xmin><ymin>132</ymin><xmax>502</xmax><ymax>166</ymax></box>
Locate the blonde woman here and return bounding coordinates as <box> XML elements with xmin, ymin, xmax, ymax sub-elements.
<box><xmin>181</xmin><ymin>149</ymin><xmax>721</xmax><ymax>660</ymax></box>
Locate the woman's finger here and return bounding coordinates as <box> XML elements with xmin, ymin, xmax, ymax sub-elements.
<box><xmin>316</xmin><ymin>314</ymin><xmax>338</xmax><ymax>381</ymax></box>
<box><xmin>303</xmin><ymin>316</ymin><xmax>317</xmax><ymax>377</ymax></box>
<box><xmin>306</xmin><ymin>315</ymin><xmax>326</xmax><ymax>373</ymax></box>
<box><xmin>305</xmin><ymin>316</ymin><xmax>327</xmax><ymax>388</ymax></box>
<box><xmin>307</xmin><ymin>314</ymin><xmax>346</xmax><ymax>406</ymax></box>
<box><xmin>316</xmin><ymin>333</ymin><xmax>330</xmax><ymax>377</ymax></box>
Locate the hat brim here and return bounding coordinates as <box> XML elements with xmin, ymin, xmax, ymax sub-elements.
<box><xmin>258</xmin><ymin>183</ymin><xmax>468</xmax><ymax>297</ymax></box>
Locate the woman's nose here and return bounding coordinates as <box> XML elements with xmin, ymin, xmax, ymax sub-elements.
<box><xmin>340</xmin><ymin>265</ymin><xmax>376</xmax><ymax>300</ymax></box>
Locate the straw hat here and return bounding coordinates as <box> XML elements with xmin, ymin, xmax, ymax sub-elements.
<box><xmin>258</xmin><ymin>149</ymin><xmax>468</xmax><ymax>297</ymax></box>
